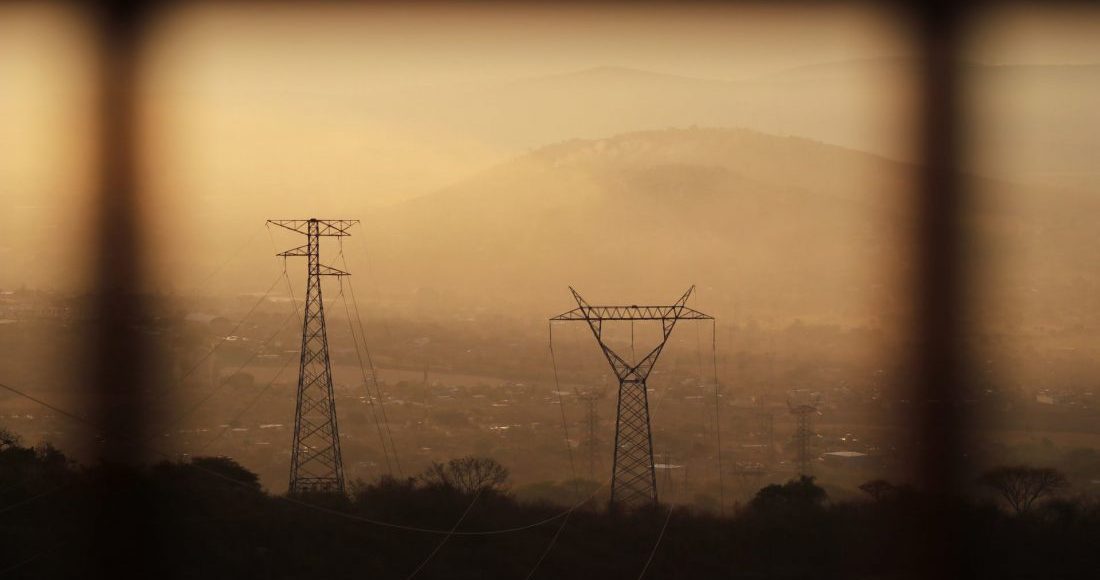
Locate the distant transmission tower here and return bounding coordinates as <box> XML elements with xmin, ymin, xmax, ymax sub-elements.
<box><xmin>269</xmin><ymin>218</ymin><xmax>358</xmax><ymax>494</ymax></box>
<box><xmin>552</xmin><ymin>286</ymin><xmax>712</xmax><ymax>508</ymax></box>
<box><xmin>787</xmin><ymin>391</ymin><xmax>821</xmax><ymax>477</ymax></box>
<box><xmin>757</xmin><ymin>410</ymin><xmax>775</xmax><ymax>468</ymax></box>
<box><xmin>576</xmin><ymin>391</ymin><xmax>602</xmax><ymax>479</ymax></box>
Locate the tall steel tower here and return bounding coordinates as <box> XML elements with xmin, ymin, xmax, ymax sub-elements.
<box><xmin>552</xmin><ymin>286</ymin><xmax>712</xmax><ymax>509</ymax></box>
<box><xmin>758</xmin><ymin>411</ymin><xmax>776</xmax><ymax>468</ymax></box>
<box><xmin>787</xmin><ymin>392</ymin><xmax>821</xmax><ymax>478</ymax></box>
<box><xmin>268</xmin><ymin>219</ymin><xmax>358</xmax><ymax>494</ymax></box>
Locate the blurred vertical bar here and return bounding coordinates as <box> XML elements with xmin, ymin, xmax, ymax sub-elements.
<box><xmin>912</xmin><ymin>1</ymin><xmax>972</xmax><ymax>577</ymax></box>
<box><xmin>88</xmin><ymin>1</ymin><xmax>162</xmax><ymax>578</ymax></box>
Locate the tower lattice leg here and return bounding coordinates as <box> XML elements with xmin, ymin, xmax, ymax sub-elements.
<box><xmin>611</xmin><ymin>379</ymin><xmax>658</xmax><ymax>508</ymax></box>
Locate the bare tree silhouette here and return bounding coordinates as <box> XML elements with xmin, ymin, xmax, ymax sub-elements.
<box><xmin>979</xmin><ymin>466</ymin><xmax>1068</xmax><ymax>515</ymax></box>
<box><xmin>419</xmin><ymin>456</ymin><xmax>510</xmax><ymax>494</ymax></box>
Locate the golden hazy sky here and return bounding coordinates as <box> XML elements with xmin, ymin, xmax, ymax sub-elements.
<box><xmin>147</xmin><ymin>2</ymin><xmax>909</xmax><ymax>89</ymax></box>
<box><xmin>2</xmin><ymin>2</ymin><xmax>1099</xmax><ymax>296</ymax></box>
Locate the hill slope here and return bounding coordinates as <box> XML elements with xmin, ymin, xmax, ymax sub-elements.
<box><xmin>365</xmin><ymin>128</ymin><xmax>920</xmax><ymax>323</ymax></box>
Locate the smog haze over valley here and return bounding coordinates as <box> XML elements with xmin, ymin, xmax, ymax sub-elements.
<box><xmin>3</xmin><ymin>3</ymin><xmax>1100</xmax><ymax>578</ymax></box>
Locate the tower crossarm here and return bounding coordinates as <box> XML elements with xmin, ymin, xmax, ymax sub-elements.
<box><xmin>550</xmin><ymin>286</ymin><xmax>712</xmax><ymax>383</ymax></box>
<box><xmin>317</xmin><ymin>265</ymin><xmax>350</xmax><ymax>277</ymax></box>
<box><xmin>267</xmin><ymin>219</ymin><xmax>359</xmax><ymax>237</ymax></box>
<box><xmin>275</xmin><ymin>248</ymin><xmax>350</xmax><ymax>276</ymax></box>
<box><xmin>277</xmin><ymin>244</ymin><xmax>310</xmax><ymax>258</ymax></box>
<box><xmin>550</xmin><ymin>305</ymin><xmax>712</xmax><ymax>321</ymax></box>
<box><xmin>552</xmin><ymin>284</ymin><xmax>710</xmax><ymax>322</ymax></box>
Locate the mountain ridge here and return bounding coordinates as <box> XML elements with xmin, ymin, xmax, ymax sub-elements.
<box><xmin>364</xmin><ymin>126</ymin><xmax>921</xmax><ymax>322</ymax></box>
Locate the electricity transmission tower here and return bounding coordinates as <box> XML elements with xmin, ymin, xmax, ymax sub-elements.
<box><xmin>268</xmin><ymin>218</ymin><xmax>358</xmax><ymax>494</ymax></box>
<box><xmin>552</xmin><ymin>286</ymin><xmax>712</xmax><ymax>508</ymax></box>
<box><xmin>787</xmin><ymin>391</ymin><xmax>821</xmax><ymax>478</ymax></box>
<box><xmin>757</xmin><ymin>410</ymin><xmax>775</xmax><ymax>468</ymax></box>
<box><xmin>576</xmin><ymin>391</ymin><xmax>602</xmax><ymax>479</ymax></box>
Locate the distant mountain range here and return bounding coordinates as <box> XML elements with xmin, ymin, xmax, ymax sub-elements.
<box><xmin>371</xmin><ymin>58</ymin><xmax>1100</xmax><ymax>197</ymax></box>
<box><xmin>8</xmin><ymin>58</ymin><xmax>1098</xmax><ymax>322</ymax></box>
<box><xmin>363</xmin><ymin>127</ymin><xmax>912</xmax><ymax>323</ymax></box>
<box><xmin>365</xmin><ymin>59</ymin><xmax>918</xmax><ymax>169</ymax></box>
<box><xmin>143</xmin><ymin>57</ymin><xmax>1099</xmax><ymax>213</ymax></box>
<box><xmin>358</xmin><ymin>125</ymin><xmax>1099</xmax><ymax>329</ymax></box>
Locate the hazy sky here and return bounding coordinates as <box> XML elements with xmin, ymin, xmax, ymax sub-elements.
<box><xmin>122</xmin><ymin>1</ymin><xmax>921</xmax><ymax>299</ymax></box>
<box><xmin>2</xmin><ymin>2</ymin><xmax>1099</xmax><ymax>295</ymax></box>
<box><xmin>147</xmin><ymin>2</ymin><xmax>910</xmax><ymax>91</ymax></box>
<box><xmin>967</xmin><ymin>5</ymin><xmax>1100</xmax><ymax>66</ymax></box>
<box><xmin>3</xmin><ymin>2</ymin><xmax>1100</xmax><ymax>506</ymax></box>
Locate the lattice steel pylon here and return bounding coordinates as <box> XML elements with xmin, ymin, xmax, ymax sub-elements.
<box><xmin>552</xmin><ymin>286</ymin><xmax>712</xmax><ymax>508</ymax></box>
<box><xmin>268</xmin><ymin>218</ymin><xmax>358</xmax><ymax>494</ymax></box>
<box><xmin>787</xmin><ymin>391</ymin><xmax>821</xmax><ymax>478</ymax></box>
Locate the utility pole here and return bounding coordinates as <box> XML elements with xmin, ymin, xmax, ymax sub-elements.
<box><xmin>551</xmin><ymin>286</ymin><xmax>712</xmax><ymax>509</ymax></box>
<box><xmin>268</xmin><ymin>218</ymin><xmax>358</xmax><ymax>494</ymax></box>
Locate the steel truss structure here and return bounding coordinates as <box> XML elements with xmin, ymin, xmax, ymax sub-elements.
<box><xmin>787</xmin><ymin>392</ymin><xmax>821</xmax><ymax>478</ymax></box>
<box><xmin>552</xmin><ymin>286</ymin><xmax>712</xmax><ymax>508</ymax></box>
<box><xmin>269</xmin><ymin>218</ymin><xmax>358</xmax><ymax>494</ymax></box>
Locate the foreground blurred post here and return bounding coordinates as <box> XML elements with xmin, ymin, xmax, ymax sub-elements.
<box><xmin>88</xmin><ymin>2</ymin><xmax>164</xmax><ymax>578</ymax></box>
<box><xmin>911</xmin><ymin>2</ymin><xmax>973</xmax><ymax>578</ymax></box>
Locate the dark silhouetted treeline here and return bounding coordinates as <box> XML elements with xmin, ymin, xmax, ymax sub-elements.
<box><xmin>2</xmin><ymin>435</ymin><xmax>1099</xmax><ymax>579</ymax></box>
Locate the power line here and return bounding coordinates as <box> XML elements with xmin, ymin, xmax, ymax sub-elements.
<box><xmin>547</xmin><ymin>322</ymin><xmax>579</xmax><ymax>492</ymax></box>
<box><xmin>278</xmin><ymin>248</ymin><xmax>301</xmax><ymax>320</ymax></box>
<box><xmin>4</xmin><ymin>281</ymin><xmax>377</xmax><ymax>521</ymax></box>
<box><xmin>0</xmin><ymin>383</ymin><xmax>87</xmax><ymax>424</ymax></box>
<box><xmin>404</xmin><ymin>487</ymin><xmax>484</xmax><ymax>580</ymax></box>
<box><xmin>711</xmin><ymin>320</ymin><xmax>726</xmax><ymax>516</ymax></box>
<box><xmin>152</xmin><ymin>308</ymin><xmax>298</xmax><ymax>442</ymax></box>
<box><xmin>575</xmin><ymin>393</ymin><xmax>601</xmax><ymax>480</ymax></box>
<box><xmin>539</xmin><ymin>330</ymin><xmax>582</xmax><ymax>579</ymax></box>
<box><xmin>193</xmin><ymin>351</ymin><xmax>295</xmax><ymax>455</ymax></box>
<box><xmin>271</xmin><ymin>478</ymin><xmax>608</xmax><ymax>537</ymax></box>
<box><xmin>521</xmin><ymin>500</ymin><xmax>576</xmax><ymax>580</ymax></box>
<box><xmin>347</xmin><ymin>229</ymin><xmax>393</xmax><ymax>341</ymax></box>
<box><xmin>0</xmin><ymin>539</ymin><xmax>65</xmax><ymax>576</ymax></box>
<box><xmin>0</xmin><ymin>484</ymin><xmax>69</xmax><ymax>517</ymax></box>
<box><xmin>339</xmin><ymin>278</ymin><xmax>394</xmax><ymax>476</ymax></box>
<box><xmin>193</xmin><ymin>267</ymin><xmax>309</xmax><ymax>456</ymax></box>
<box><xmin>636</xmin><ymin>507</ymin><xmax>674</xmax><ymax>580</ymax></box>
<box><xmin>192</xmin><ymin>222</ymin><xmax>265</xmax><ymax>295</ymax></box>
<box><xmin>0</xmin><ymin>378</ymin><xmax>610</xmax><ymax>536</ymax></box>
<box><xmin>0</xmin><ymin>382</ymin><xmax>86</xmax><ymax>517</ymax></box>
<box><xmin>344</xmin><ymin>271</ymin><xmax>403</xmax><ymax>476</ymax></box>
<box><xmin>173</xmin><ymin>272</ymin><xmax>284</xmax><ymax>387</ymax></box>
<box><xmin>333</xmin><ymin>243</ymin><xmax>395</xmax><ymax>478</ymax></box>
<box><xmin>190</xmin><ymin>259</ymin><xmax>303</xmax><ymax>454</ymax></box>
<box><xmin>335</xmin><ymin>237</ymin><xmax>401</xmax><ymax>475</ymax></box>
